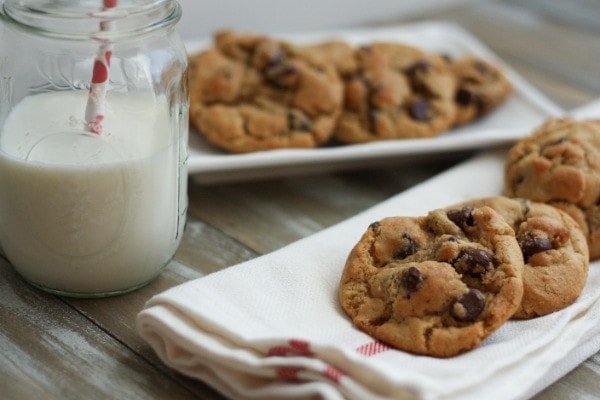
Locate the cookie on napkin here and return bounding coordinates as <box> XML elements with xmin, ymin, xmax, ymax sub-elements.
<box><xmin>504</xmin><ymin>117</ymin><xmax>600</xmax><ymax>260</ymax></box>
<box><xmin>447</xmin><ymin>196</ymin><xmax>589</xmax><ymax>319</ymax></box>
<box><xmin>339</xmin><ymin>205</ymin><xmax>524</xmax><ymax>357</ymax></box>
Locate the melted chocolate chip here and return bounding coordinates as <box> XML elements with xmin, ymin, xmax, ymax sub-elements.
<box><xmin>451</xmin><ymin>288</ymin><xmax>485</xmax><ymax>322</ymax></box>
<box><xmin>519</xmin><ymin>232</ymin><xmax>553</xmax><ymax>261</ymax></box>
<box><xmin>264</xmin><ymin>62</ymin><xmax>299</xmax><ymax>87</ymax></box>
<box><xmin>359</xmin><ymin>45</ymin><xmax>373</xmax><ymax>54</ymax></box>
<box><xmin>252</xmin><ymin>45</ymin><xmax>285</xmax><ymax>71</ymax></box>
<box><xmin>467</xmin><ymin>248</ymin><xmax>494</xmax><ymax>267</ymax></box>
<box><xmin>393</xmin><ymin>233</ymin><xmax>419</xmax><ymax>259</ymax></box>
<box><xmin>455</xmin><ymin>88</ymin><xmax>474</xmax><ymax>106</ymax></box>
<box><xmin>454</xmin><ymin>248</ymin><xmax>494</xmax><ymax>276</ymax></box>
<box><xmin>369</xmin><ymin>221</ymin><xmax>381</xmax><ymax>230</ymax></box>
<box><xmin>287</xmin><ymin>110</ymin><xmax>312</xmax><ymax>131</ymax></box>
<box><xmin>400</xmin><ymin>266</ymin><xmax>424</xmax><ymax>294</ymax></box>
<box><xmin>263</xmin><ymin>48</ymin><xmax>284</xmax><ymax>66</ymax></box>
<box><xmin>447</xmin><ymin>207</ymin><xmax>474</xmax><ymax>230</ymax></box>
<box><xmin>514</xmin><ymin>175</ymin><xmax>524</xmax><ymax>186</ymax></box>
<box><xmin>407</xmin><ymin>60</ymin><xmax>432</xmax><ymax>76</ymax></box>
<box><xmin>474</xmin><ymin>61</ymin><xmax>491</xmax><ymax>75</ymax></box>
<box><xmin>477</xmin><ymin>101</ymin><xmax>490</xmax><ymax>117</ymax></box>
<box><xmin>408</xmin><ymin>99</ymin><xmax>431</xmax><ymax>121</ymax></box>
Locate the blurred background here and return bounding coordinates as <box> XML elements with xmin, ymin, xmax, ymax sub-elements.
<box><xmin>175</xmin><ymin>0</ymin><xmax>475</xmax><ymax>39</ymax></box>
<box><xmin>175</xmin><ymin>0</ymin><xmax>600</xmax><ymax>40</ymax></box>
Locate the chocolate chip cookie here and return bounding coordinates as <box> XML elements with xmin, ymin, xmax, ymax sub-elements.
<box><xmin>188</xmin><ymin>31</ymin><xmax>344</xmax><ymax>153</ymax></box>
<box><xmin>334</xmin><ymin>43</ymin><xmax>458</xmax><ymax>144</ymax></box>
<box><xmin>448</xmin><ymin>196</ymin><xmax>589</xmax><ymax>319</ymax></box>
<box><xmin>504</xmin><ymin>117</ymin><xmax>600</xmax><ymax>259</ymax></box>
<box><xmin>450</xmin><ymin>56</ymin><xmax>512</xmax><ymax>126</ymax></box>
<box><xmin>339</xmin><ymin>206</ymin><xmax>524</xmax><ymax>357</ymax></box>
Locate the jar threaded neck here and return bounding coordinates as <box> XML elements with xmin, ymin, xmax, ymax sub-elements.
<box><xmin>0</xmin><ymin>0</ymin><xmax>181</xmax><ymax>39</ymax></box>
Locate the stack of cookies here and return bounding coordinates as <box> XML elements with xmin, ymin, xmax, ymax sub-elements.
<box><xmin>339</xmin><ymin>117</ymin><xmax>597</xmax><ymax>358</ymax></box>
<box><xmin>188</xmin><ymin>31</ymin><xmax>512</xmax><ymax>153</ymax></box>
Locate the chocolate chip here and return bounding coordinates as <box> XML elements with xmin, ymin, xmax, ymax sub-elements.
<box><xmin>474</xmin><ymin>61</ymin><xmax>491</xmax><ymax>75</ymax></box>
<box><xmin>358</xmin><ymin>45</ymin><xmax>373</xmax><ymax>56</ymax></box>
<box><xmin>400</xmin><ymin>266</ymin><xmax>424</xmax><ymax>294</ymax></box>
<box><xmin>519</xmin><ymin>232</ymin><xmax>553</xmax><ymax>261</ymax></box>
<box><xmin>447</xmin><ymin>206</ymin><xmax>474</xmax><ymax>230</ymax></box>
<box><xmin>474</xmin><ymin>97</ymin><xmax>489</xmax><ymax>116</ymax></box>
<box><xmin>454</xmin><ymin>248</ymin><xmax>494</xmax><ymax>276</ymax></box>
<box><xmin>265</xmin><ymin>48</ymin><xmax>284</xmax><ymax>66</ymax></box>
<box><xmin>393</xmin><ymin>233</ymin><xmax>419</xmax><ymax>259</ymax></box>
<box><xmin>514</xmin><ymin>175</ymin><xmax>524</xmax><ymax>186</ymax></box>
<box><xmin>287</xmin><ymin>110</ymin><xmax>312</xmax><ymax>131</ymax></box>
<box><xmin>369</xmin><ymin>221</ymin><xmax>381</xmax><ymax>230</ymax></box>
<box><xmin>407</xmin><ymin>60</ymin><xmax>431</xmax><ymax>76</ymax></box>
<box><xmin>253</xmin><ymin>45</ymin><xmax>285</xmax><ymax>70</ymax></box>
<box><xmin>265</xmin><ymin>62</ymin><xmax>299</xmax><ymax>87</ymax></box>
<box><xmin>451</xmin><ymin>288</ymin><xmax>485</xmax><ymax>322</ymax></box>
<box><xmin>408</xmin><ymin>99</ymin><xmax>431</xmax><ymax>121</ymax></box>
<box><xmin>455</xmin><ymin>88</ymin><xmax>474</xmax><ymax>106</ymax></box>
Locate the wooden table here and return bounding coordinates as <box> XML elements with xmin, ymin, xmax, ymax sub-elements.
<box><xmin>2</xmin><ymin>1</ymin><xmax>600</xmax><ymax>398</ymax></box>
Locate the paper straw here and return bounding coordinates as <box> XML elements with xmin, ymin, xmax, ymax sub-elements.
<box><xmin>85</xmin><ymin>0</ymin><xmax>118</xmax><ymax>135</ymax></box>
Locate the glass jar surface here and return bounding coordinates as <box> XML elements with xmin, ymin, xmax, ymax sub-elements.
<box><xmin>0</xmin><ymin>0</ymin><xmax>189</xmax><ymax>297</ymax></box>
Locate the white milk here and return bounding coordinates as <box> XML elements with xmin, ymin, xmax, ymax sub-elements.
<box><xmin>0</xmin><ymin>91</ymin><xmax>186</xmax><ymax>295</ymax></box>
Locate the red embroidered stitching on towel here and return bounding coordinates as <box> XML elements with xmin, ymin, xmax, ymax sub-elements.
<box><xmin>268</xmin><ymin>339</ymin><xmax>391</xmax><ymax>384</ymax></box>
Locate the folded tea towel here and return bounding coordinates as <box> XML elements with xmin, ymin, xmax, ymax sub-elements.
<box><xmin>138</xmin><ymin>150</ymin><xmax>600</xmax><ymax>400</ymax></box>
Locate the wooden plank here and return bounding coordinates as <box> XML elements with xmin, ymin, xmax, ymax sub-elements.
<box><xmin>499</xmin><ymin>59</ymin><xmax>594</xmax><ymax>111</ymax></box>
<box><xmin>172</xmin><ymin>213</ymin><xmax>260</xmax><ymax>273</ymax></box>
<box><xmin>187</xmin><ymin>177</ymin><xmax>373</xmax><ymax>254</ymax></box>
<box><xmin>0</xmin><ymin>258</ymin><xmax>205</xmax><ymax>399</ymax></box>
<box><xmin>186</xmin><ymin>159</ymin><xmax>456</xmax><ymax>256</ymax></box>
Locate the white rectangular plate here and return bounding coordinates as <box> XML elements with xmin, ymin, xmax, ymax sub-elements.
<box><xmin>185</xmin><ymin>21</ymin><xmax>563</xmax><ymax>184</ymax></box>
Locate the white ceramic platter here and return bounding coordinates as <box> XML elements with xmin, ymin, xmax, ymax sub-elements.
<box><xmin>184</xmin><ymin>21</ymin><xmax>563</xmax><ymax>184</ymax></box>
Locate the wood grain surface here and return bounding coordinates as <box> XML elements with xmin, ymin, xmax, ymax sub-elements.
<box><xmin>1</xmin><ymin>1</ymin><xmax>599</xmax><ymax>399</ymax></box>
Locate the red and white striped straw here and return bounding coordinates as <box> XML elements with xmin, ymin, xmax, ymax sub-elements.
<box><xmin>85</xmin><ymin>0</ymin><xmax>118</xmax><ymax>135</ymax></box>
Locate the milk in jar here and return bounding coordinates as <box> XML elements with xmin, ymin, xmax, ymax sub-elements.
<box><xmin>0</xmin><ymin>0</ymin><xmax>188</xmax><ymax>297</ymax></box>
<box><xmin>0</xmin><ymin>91</ymin><xmax>187</xmax><ymax>295</ymax></box>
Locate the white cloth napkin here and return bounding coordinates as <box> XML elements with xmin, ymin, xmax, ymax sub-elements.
<box><xmin>137</xmin><ymin>150</ymin><xmax>600</xmax><ymax>400</ymax></box>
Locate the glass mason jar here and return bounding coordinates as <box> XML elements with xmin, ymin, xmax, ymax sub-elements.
<box><xmin>0</xmin><ymin>0</ymin><xmax>189</xmax><ymax>297</ymax></box>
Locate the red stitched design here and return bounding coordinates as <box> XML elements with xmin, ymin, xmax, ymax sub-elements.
<box><xmin>267</xmin><ymin>339</ymin><xmax>313</xmax><ymax>357</ymax></box>
<box><xmin>355</xmin><ymin>340</ymin><xmax>391</xmax><ymax>357</ymax></box>
<box><xmin>276</xmin><ymin>366</ymin><xmax>302</xmax><ymax>381</ymax></box>
<box><xmin>323</xmin><ymin>365</ymin><xmax>345</xmax><ymax>384</ymax></box>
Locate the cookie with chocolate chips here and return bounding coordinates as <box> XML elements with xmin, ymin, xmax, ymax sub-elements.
<box><xmin>188</xmin><ymin>31</ymin><xmax>344</xmax><ymax>153</ymax></box>
<box><xmin>333</xmin><ymin>42</ymin><xmax>458</xmax><ymax>143</ymax></box>
<box><xmin>504</xmin><ymin>117</ymin><xmax>600</xmax><ymax>260</ymax></box>
<box><xmin>449</xmin><ymin>56</ymin><xmax>512</xmax><ymax>126</ymax></box>
<box><xmin>338</xmin><ymin>206</ymin><xmax>524</xmax><ymax>357</ymax></box>
<box><xmin>448</xmin><ymin>196</ymin><xmax>589</xmax><ymax>319</ymax></box>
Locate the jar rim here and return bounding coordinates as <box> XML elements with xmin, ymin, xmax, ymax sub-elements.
<box><xmin>0</xmin><ymin>0</ymin><xmax>182</xmax><ymax>39</ymax></box>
